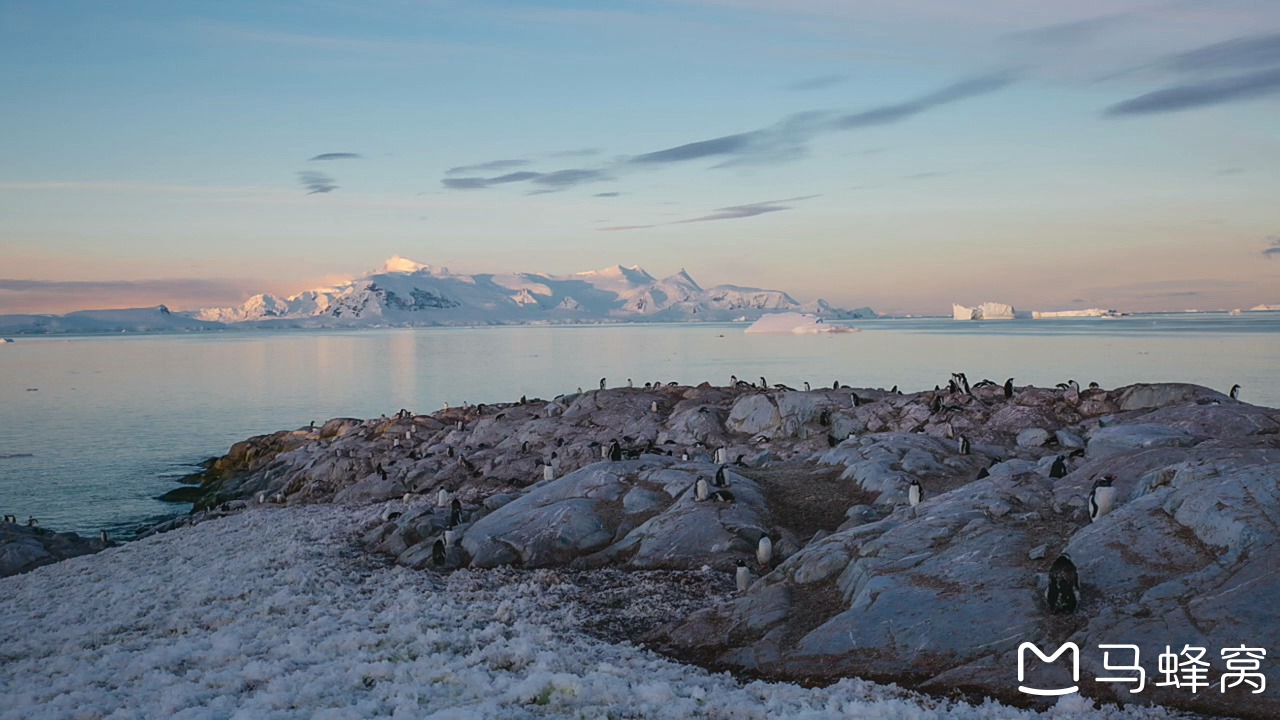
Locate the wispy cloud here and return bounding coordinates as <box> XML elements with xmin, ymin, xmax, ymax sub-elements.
<box><xmin>1167</xmin><ymin>33</ymin><xmax>1280</xmax><ymax>74</ymax></box>
<box><xmin>1105</xmin><ymin>66</ymin><xmax>1280</xmax><ymax>115</ymax></box>
<box><xmin>785</xmin><ymin>73</ymin><xmax>848</xmax><ymax>91</ymax></box>
<box><xmin>308</xmin><ymin>152</ymin><xmax>362</xmax><ymax>161</ymax></box>
<box><xmin>442</xmin><ymin>73</ymin><xmax>1014</xmax><ymax>192</ymax></box>
<box><xmin>443</xmin><ymin>168</ymin><xmax>610</xmax><ymax>192</ymax></box>
<box><xmin>547</xmin><ymin>148</ymin><xmax>601</xmax><ymax>158</ymax></box>
<box><xmin>445</xmin><ymin>159</ymin><xmax>531</xmax><ymax>176</ymax></box>
<box><xmin>601</xmin><ymin>195</ymin><xmax>818</xmax><ymax>231</ymax></box>
<box><xmin>297</xmin><ymin>171</ymin><xmax>338</xmax><ymax>194</ymax></box>
<box><xmin>593</xmin><ymin>191</ymin><xmax>621</xmax><ymax>197</ymax></box>
<box><xmin>1263</xmin><ymin>236</ymin><xmax>1280</xmax><ymax>259</ymax></box>
<box><xmin>0</xmin><ymin>277</ymin><xmax>255</xmax><ymax>314</ymax></box>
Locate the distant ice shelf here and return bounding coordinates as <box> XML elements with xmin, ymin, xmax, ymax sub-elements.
<box><xmin>744</xmin><ymin>312</ymin><xmax>860</xmax><ymax>334</ymax></box>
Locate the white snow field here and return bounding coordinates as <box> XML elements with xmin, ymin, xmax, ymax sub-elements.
<box><xmin>1</xmin><ymin>507</ymin><xmax>1187</xmax><ymax>719</ymax></box>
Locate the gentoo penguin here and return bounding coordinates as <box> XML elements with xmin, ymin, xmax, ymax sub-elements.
<box><xmin>27</xmin><ymin>516</ymin><xmax>37</xmax><ymax>527</ymax></box>
<box><xmin>521</xmin><ymin>440</ymin><xmax>529</xmax><ymax>454</ymax></box>
<box><xmin>976</xmin><ymin>467</ymin><xmax>990</xmax><ymax>480</ymax></box>
<box><xmin>1068</xmin><ymin>379</ymin><xmax>1080</xmax><ymax>393</ymax></box>
<box><xmin>447</xmin><ymin>446</ymin><xmax>455</xmax><ymax>458</ymax></box>
<box><xmin>826</xmin><ymin>433</ymin><xmax>840</xmax><ymax>448</ymax></box>
<box><xmin>803</xmin><ymin>381</ymin><xmax>811</xmax><ymax>392</ymax></box>
<box><xmin>449</xmin><ymin>498</ymin><xmax>463</xmax><ymax>526</ymax></box>
<box><xmin>757</xmin><ymin>536</ymin><xmax>773</xmax><ymax>568</ymax></box>
<box><xmin>1049</xmin><ymin>455</ymin><xmax>1067</xmax><ymax>479</ymax></box>
<box><xmin>958</xmin><ymin>435</ymin><xmax>971</xmax><ymax>455</ymax></box>
<box><xmin>432</xmin><ymin>539</ymin><xmax>447</xmax><ymax>567</ymax></box>
<box><xmin>403</xmin><ymin>492</ymin><xmax>413</xmax><ymax>503</ymax></box>
<box><xmin>695</xmin><ymin>477</ymin><xmax>710</xmax><ymax>502</ymax></box>
<box><xmin>714</xmin><ymin>447</ymin><xmax>727</xmax><ymax>464</ymax></box>
<box><xmin>650</xmin><ymin>401</ymin><xmax>659</xmax><ymax>412</ymax></box>
<box><xmin>850</xmin><ymin>392</ymin><xmax>861</xmax><ymax>407</ymax></box>
<box><xmin>908</xmin><ymin>479</ymin><xmax>923</xmax><ymax>507</ymax></box>
<box><xmin>627</xmin><ymin>378</ymin><xmax>633</xmax><ymax>388</ymax></box>
<box><xmin>1230</xmin><ymin>384</ymin><xmax>1241</xmax><ymax>400</ymax></box>
<box><xmin>543</xmin><ymin>464</ymin><xmax>554</xmax><ymax>481</ymax></box>
<box><xmin>1046</xmin><ymin>554</ymin><xmax>1080</xmax><ymax>614</ymax></box>
<box><xmin>520</xmin><ymin>394</ymin><xmax>527</xmax><ymax>405</ymax></box>
<box><xmin>608</xmin><ymin>439</ymin><xmax>622</xmax><ymax>462</ymax></box>
<box><xmin>736</xmin><ymin>560</ymin><xmax>751</xmax><ymax>592</ymax></box>
<box><xmin>437</xmin><ymin>487</ymin><xmax>450</xmax><ymax>508</ymax></box>
<box><xmin>1089</xmin><ymin>475</ymin><xmax>1116</xmax><ymax>522</ymax></box>
<box><xmin>444</xmin><ymin>521</ymin><xmax>457</xmax><ymax>548</ymax></box>
<box><xmin>709</xmin><ymin>489</ymin><xmax>735</xmax><ymax>503</ymax></box>
<box><xmin>257</xmin><ymin>492</ymin><xmax>267</xmax><ymax>504</ymax></box>
<box><xmin>1003</xmin><ymin>378</ymin><xmax>1014</xmax><ymax>398</ymax></box>
<box><xmin>599</xmin><ymin>377</ymin><xmax>606</xmax><ymax>390</ymax></box>
<box><xmin>730</xmin><ymin>374</ymin><xmax>738</xmax><ymax>385</ymax></box>
<box><xmin>1088</xmin><ymin>382</ymin><xmax>1100</xmax><ymax>389</ymax></box>
<box><xmin>680</xmin><ymin>451</ymin><xmax>689</xmax><ymax>461</ymax></box>
<box><xmin>714</xmin><ymin>465</ymin><xmax>728</xmax><ymax>487</ymax></box>
<box><xmin>759</xmin><ymin>376</ymin><xmax>767</xmax><ymax>389</ymax></box>
<box><xmin>99</xmin><ymin>530</ymin><xmax>109</xmax><ymax>544</ymax></box>
<box><xmin>309</xmin><ymin>420</ymin><xmax>316</xmax><ymax>430</ymax></box>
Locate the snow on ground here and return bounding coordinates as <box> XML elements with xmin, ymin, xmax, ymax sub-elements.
<box><xmin>1</xmin><ymin>507</ymin><xmax>1189</xmax><ymax>719</ymax></box>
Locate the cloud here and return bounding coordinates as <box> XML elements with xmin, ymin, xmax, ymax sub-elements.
<box><xmin>628</xmin><ymin>74</ymin><xmax>1011</xmax><ymax>167</ymax></box>
<box><xmin>308</xmin><ymin>153</ymin><xmax>361</xmax><ymax>161</ymax></box>
<box><xmin>1005</xmin><ymin>13</ymin><xmax>1133</xmax><ymax>47</ymax></box>
<box><xmin>593</xmin><ymin>192</ymin><xmax>621</xmax><ymax>197</ymax></box>
<box><xmin>445</xmin><ymin>159</ymin><xmax>531</xmax><ymax>176</ymax></box>
<box><xmin>1264</xmin><ymin>236</ymin><xmax>1280</xmax><ymax>259</ymax></box>
<box><xmin>0</xmin><ymin>277</ymin><xmax>255</xmax><ymax>314</ymax></box>
<box><xmin>547</xmin><ymin>148</ymin><xmax>601</xmax><ymax>158</ymax></box>
<box><xmin>1105</xmin><ymin>67</ymin><xmax>1280</xmax><ymax>115</ymax></box>
<box><xmin>601</xmin><ymin>195</ymin><xmax>817</xmax><ymax>230</ymax></box>
<box><xmin>442</xmin><ymin>168</ymin><xmax>609</xmax><ymax>192</ymax></box>
<box><xmin>1167</xmin><ymin>33</ymin><xmax>1280</xmax><ymax>74</ymax></box>
<box><xmin>297</xmin><ymin>171</ymin><xmax>338</xmax><ymax>194</ymax></box>
<box><xmin>785</xmin><ymin>74</ymin><xmax>848</xmax><ymax>91</ymax></box>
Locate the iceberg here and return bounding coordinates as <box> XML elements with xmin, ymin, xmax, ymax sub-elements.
<box><xmin>951</xmin><ymin>302</ymin><xmax>1015</xmax><ymax>320</ymax></box>
<box><xmin>744</xmin><ymin>312</ymin><xmax>859</xmax><ymax>334</ymax></box>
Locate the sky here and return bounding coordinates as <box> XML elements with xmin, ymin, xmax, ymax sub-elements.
<box><xmin>1</xmin><ymin>0</ymin><xmax>1279</xmax><ymax>316</ymax></box>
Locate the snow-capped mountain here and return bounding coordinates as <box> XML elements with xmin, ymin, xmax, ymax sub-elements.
<box><xmin>0</xmin><ymin>305</ymin><xmax>225</xmax><ymax>334</ymax></box>
<box><xmin>194</xmin><ymin>256</ymin><xmax>873</xmax><ymax>327</ymax></box>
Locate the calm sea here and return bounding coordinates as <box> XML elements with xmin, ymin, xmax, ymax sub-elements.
<box><xmin>2</xmin><ymin>314</ymin><xmax>1277</xmax><ymax>535</ymax></box>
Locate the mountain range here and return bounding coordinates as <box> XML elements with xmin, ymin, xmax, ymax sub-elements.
<box><xmin>0</xmin><ymin>257</ymin><xmax>874</xmax><ymax>334</ymax></box>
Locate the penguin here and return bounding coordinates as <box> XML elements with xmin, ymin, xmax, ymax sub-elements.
<box><xmin>714</xmin><ymin>447</ymin><xmax>727</xmax><ymax>464</ymax></box>
<box><xmin>437</xmin><ymin>487</ymin><xmax>450</xmax><ymax>508</ymax></box>
<box><xmin>627</xmin><ymin>378</ymin><xmax>633</xmax><ymax>388</ymax></box>
<box><xmin>99</xmin><ymin>530</ymin><xmax>109</xmax><ymax>544</ymax></box>
<box><xmin>714</xmin><ymin>465</ymin><xmax>728</xmax><ymax>487</ymax></box>
<box><xmin>695</xmin><ymin>477</ymin><xmax>710</xmax><ymax>502</ymax></box>
<box><xmin>826</xmin><ymin>433</ymin><xmax>840</xmax><ymax>448</ymax></box>
<box><xmin>730</xmin><ymin>374</ymin><xmax>738</xmax><ymax>386</ymax></box>
<box><xmin>929</xmin><ymin>394</ymin><xmax>943</xmax><ymax>413</ymax></box>
<box><xmin>1088</xmin><ymin>475</ymin><xmax>1116</xmax><ymax>522</ymax></box>
<box><xmin>447</xmin><ymin>446</ymin><xmax>455</xmax><ymax>458</ymax></box>
<box><xmin>958</xmin><ymin>435</ymin><xmax>971</xmax><ymax>455</ymax></box>
<box><xmin>850</xmin><ymin>393</ymin><xmax>861</xmax><ymax>407</ymax></box>
<box><xmin>403</xmin><ymin>492</ymin><xmax>413</xmax><ymax>503</ymax></box>
<box><xmin>543</xmin><ymin>464</ymin><xmax>554</xmax><ymax>481</ymax></box>
<box><xmin>818</xmin><ymin>409</ymin><xmax>831</xmax><ymax>426</ymax></box>
<box><xmin>650</xmin><ymin>401</ymin><xmax>659</xmax><ymax>412</ymax></box>
<box><xmin>520</xmin><ymin>394</ymin><xmax>528</xmax><ymax>405</ymax></box>
<box><xmin>680</xmin><ymin>451</ymin><xmax>689</xmax><ymax>461</ymax></box>
<box><xmin>599</xmin><ymin>377</ymin><xmax>606</xmax><ymax>390</ymax></box>
<box><xmin>803</xmin><ymin>381</ymin><xmax>811</xmax><ymax>392</ymax></box>
<box><xmin>1068</xmin><ymin>379</ymin><xmax>1080</xmax><ymax>393</ymax></box>
<box><xmin>608</xmin><ymin>439</ymin><xmax>622</xmax><ymax>462</ymax></box>
<box><xmin>377</xmin><ymin>463</ymin><xmax>387</xmax><ymax>481</ymax></box>
<box><xmin>257</xmin><ymin>492</ymin><xmax>267</xmax><ymax>504</ymax></box>
<box><xmin>908</xmin><ymin>479</ymin><xmax>923</xmax><ymax>507</ymax></box>
<box><xmin>383</xmin><ymin>510</ymin><xmax>402</xmax><ymax>522</ymax></box>
<box><xmin>976</xmin><ymin>466</ymin><xmax>990</xmax><ymax>480</ymax></box>
<box><xmin>757</xmin><ymin>536</ymin><xmax>773</xmax><ymax>568</ymax></box>
<box><xmin>1049</xmin><ymin>455</ymin><xmax>1067</xmax><ymax>479</ymax></box>
<box><xmin>1230</xmin><ymin>384</ymin><xmax>1241</xmax><ymax>400</ymax></box>
<box><xmin>449</xmin><ymin>498</ymin><xmax>463</xmax><ymax>526</ymax></box>
<box><xmin>709</xmin><ymin>490</ymin><xmax>735</xmax><ymax>503</ymax></box>
<box><xmin>309</xmin><ymin>420</ymin><xmax>316</xmax><ymax>430</ymax></box>
<box><xmin>459</xmin><ymin>456</ymin><xmax>476</xmax><ymax>474</ymax></box>
<box><xmin>1003</xmin><ymin>378</ymin><xmax>1014</xmax><ymax>398</ymax></box>
<box><xmin>1046</xmin><ymin>554</ymin><xmax>1080</xmax><ymax>614</ymax></box>
<box><xmin>759</xmin><ymin>376</ymin><xmax>768</xmax><ymax>389</ymax></box>
<box><xmin>833</xmin><ymin>380</ymin><xmax>840</xmax><ymax>390</ymax></box>
<box><xmin>432</xmin><ymin>539</ymin><xmax>447</xmax><ymax>567</ymax></box>
<box><xmin>521</xmin><ymin>440</ymin><xmax>529</xmax><ymax>454</ymax></box>
<box><xmin>736</xmin><ymin>559</ymin><xmax>751</xmax><ymax>592</ymax></box>
<box><xmin>444</xmin><ymin>522</ymin><xmax>457</xmax><ymax>548</ymax></box>
<box><xmin>27</xmin><ymin>516</ymin><xmax>37</xmax><ymax>527</ymax></box>
<box><xmin>1088</xmin><ymin>382</ymin><xmax>1100</xmax><ymax>389</ymax></box>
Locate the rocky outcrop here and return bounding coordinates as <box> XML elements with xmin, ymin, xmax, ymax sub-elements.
<box><xmin>0</xmin><ymin>520</ymin><xmax>110</xmax><ymax>577</ymax></box>
<box><xmin>173</xmin><ymin>379</ymin><xmax>1278</xmax><ymax>718</ymax></box>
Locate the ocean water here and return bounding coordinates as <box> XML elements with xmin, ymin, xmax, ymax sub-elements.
<box><xmin>1</xmin><ymin>313</ymin><xmax>1277</xmax><ymax>535</ymax></box>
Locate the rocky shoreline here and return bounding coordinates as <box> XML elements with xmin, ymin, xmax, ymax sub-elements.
<box><xmin>12</xmin><ymin>378</ymin><xmax>1279</xmax><ymax>717</ymax></box>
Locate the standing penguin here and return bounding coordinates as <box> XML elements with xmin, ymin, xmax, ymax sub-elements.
<box><xmin>1089</xmin><ymin>475</ymin><xmax>1116</xmax><ymax>522</ymax></box>
<box><xmin>958</xmin><ymin>435</ymin><xmax>971</xmax><ymax>455</ymax></box>
<box><xmin>1003</xmin><ymin>378</ymin><xmax>1015</xmax><ymax>398</ymax></box>
<box><xmin>1046</xmin><ymin>554</ymin><xmax>1080</xmax><ymax>614</ymax></box>
<box><xmin>757</xmin><ymin>536</ymin><xmax>773</xmax><ymax>568</ymax></box>
<box><xmin>608</xmin><ymin>440</ymin><xmax>622</xmax><ymax>462</ymax></box>
<box><xmin>695</xmin><ymin>477</ymin><xmax>710</xmax><ymax>502</ymax></box>
<box><xmin>803</xmin><ymin>381</ymin><xmax>811</xmax><ymax>392</ymax></box>
<box><xmin>543</xmin><ymin>464</ymin><xmax>555</xmax><ymax>481</ymax></box>
<box><xmin>99</xmin><ymin>530</ymin><xmax>109</xmax><ymax>544</ymax></box>
<box><xmin>627</xmin><ymin>378</ymin><xmax>633</xmax><ymax>388</ymax></box>
<box><xmin>449</xmin><ymin>498</ymin><xmax>463</xmax><ymax>527</ymax></box>
<box><xmin>444</xmin><ymin>520</ymin><xmax>457</xmax><ymax>548</ymax></box>
<box><xmin>714</xmin><ymin>447</ymin><xmax>728</xmax><ymax>464</ymax></box>
<box><xmin>436</xmin><ymin>487</ymin><xmax>450</xmax><ymax>508</ymax></box>
<box><xmin>713</xmin><ymin>465</ymin><xmax>728</xmax><ymax>487</ymax></box>
<box><xmin>908</xmin><ymin>479</ymin><xmax>923</xmax><ymax>507</ymax></box>
<box><xmin>432</xmin><ymin>539</ymin><xmax>447</xmax><ymax>567</ymax></box>
<box><xmin>1049</xmin><ymin>455</ymin><xmax>1067</xmax><ymax>479</ymax></box>
<box><xmin>650</xmin><ymin>400</ymin><xmax>659</xmax><ymax>412</ymax></box>
<box><xmin>599</xmin><ymin>377</ymin><xmax>607</xmax><ymax>390</ymax></box>
<box><xmin>735</xmin><ymin>559</ymin><xmax>751</xmax><ymax>592</ymax></box>
<box><xmin>1230</xmin><ymin>384</ymin><xmax>1241</xmax><ymax>400</ymax></box>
